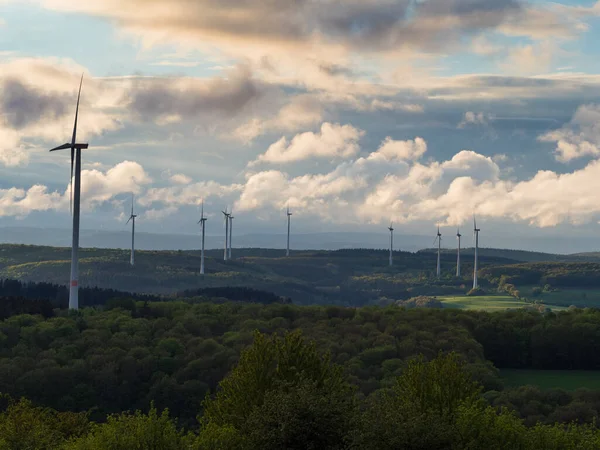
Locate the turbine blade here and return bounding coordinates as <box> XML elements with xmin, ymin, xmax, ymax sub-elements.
<box><xmin>49</xmin><ymin>143</ymin><xmax>72</xmax><ymax>152</ymax></box>
<box><xmin>127</xmin><ymin>217</ymin><xmax>132</xmax><ymax>224</ymax></box>
<box><xmin>72</xmin><ymin>74</ymin><xmax>83</xmax><ymax>147</ymax></box>
<box><xmin>70</xmin><ymin>148</ymin><xmax>74</xmax><ymax>216</ymax></box>
<box><xmin>131</xmin><ymin>193</ymin><xmax>134</xmax><ymax>216</ymax></box>
<box><xmin>201</xmin><ymin>200</ymin><xmax>204</xmax><ymax>220</ymax></box>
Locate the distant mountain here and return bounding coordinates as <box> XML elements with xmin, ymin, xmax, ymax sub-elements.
<box><xmin>0</xmin><ymin>226</ymin><xmax>599</xmax><ymax>254</ymax></box>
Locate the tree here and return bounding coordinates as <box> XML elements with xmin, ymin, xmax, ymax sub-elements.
<box><xmin>64</xmin><ymin>406</ymin><xmax>190</xmax><ymax>450</ymax></box>
<box><xmin>200</xmin><ymin>331</ymin><xmax>355</xmax><ymax>449</ymax></box>
<box><xmin>356</xmin><ymin>353</ymin><xmax>481</xmax><ymax>450</ymax></box>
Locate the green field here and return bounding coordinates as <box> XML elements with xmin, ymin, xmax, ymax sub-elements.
<box><xmin>501</xmin><ymin>369</ymin><xmax>600</xmax><ymax>390</ymax></box>
<box><xmin>438</xmin><ymin>295</ymin><xmax>530</xmax><ymax>311</ymax></box>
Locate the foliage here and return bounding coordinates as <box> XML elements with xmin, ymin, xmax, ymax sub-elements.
<box><xmin>397</xmin><ymin>296</ymin><xmax>443</xmax><ymax>308</ymax></box>
<box><xmin>64</xmin><ymin>406</ymin><xmax>191</xmax><ymax>450</ymax></box>
<box><xmin>200</xmin><ymin>331</ymin><xmax>355</xmax><ymax>449</ymax></box>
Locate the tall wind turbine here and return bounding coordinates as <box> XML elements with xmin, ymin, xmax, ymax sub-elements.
<box><xmin>49</xmin><ymin>74</ymin><xmax>88</xmax><ymax>310</ymax></box>
<box><xmin>222</xmin><ymin>208</ymin><xmax>230</xmax><ymax>261</ymax></box>
<box><xmin>126</xmin><ymin>193</ymin><xmax>137</xmax><ymax>266</ymax></box>
<box><xmin>198</xmin><ymin>201</ymin><xmax>207</xmax><ymax>275</ymax></box>
<box><xmin>456</xmin><ymin>228</ymin><xmax>462</xmax><ymax>277</ymax></box>
<box><xmin>388</xmin><ymin>222</ymin><xmax>394</xmax><ymax>266</ymax></box>
<box><xmin>228</xmin><ymin>207</ymin><xmax>234</xmax><ymax>260</ymax></box>
<box><xmin>473</xmin><ymin>218</ymin><xmax>481</xmax><ymax>289</ymax></box>
<box><xmin>286</xmin><ymin>205</ymin><xmax>292</xmax><ymax>257</ymax></box>
<box><xmin>433</xmin><ymin>226</ymin><xmax>442</xmax><ymax>278</ymax></box>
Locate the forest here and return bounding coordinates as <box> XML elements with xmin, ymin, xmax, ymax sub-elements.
<box><xmin>2</xmin><ymin>301</ymin><xmax>600</xmax><ymax>438</ymax></box>
<box><xmin>3</xmin><ymin>324</ymin><xmax>600</xmax><ymax>449</ymax></box>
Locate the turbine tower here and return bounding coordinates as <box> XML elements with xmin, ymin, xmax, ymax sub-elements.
<box><xmin>228</xmin><ymin>207</ymin><xmax>234</xmax><ymax>260</ymax></box>
<box><xmin>49</xmin><ymin>74</ymin><xmax>88</xmax><ymax>310</ymax></box>
<box><xmin>456</xmin><ymin>228</ymin><xmax>462</xmax><ymax>277</ymax></box>
<box><xmin>126</xmin><ymin>193</ymin><xmax>137</xmax><ymax>266</ymax></box>
<box><xmin>388</xmin><ymin>222</ymin><xmax>394</xmax><ymax>266</ymax></box>
<box><xmin>473</xmin><ymin>218</ymin><xmax>481</xmax><ymax>289</ymax></box>
<box><xmin>286</xmin><ymin>206</ymin><xmax>292</xmax><ymax>257</ymax></box>
<box><xmin>198</xmin><ymin>201</ymin><xmax>207</xmax><ymax>275</ymax></box>
<box><xmin>222</xmin><ymin>207</ymin><xmax>230</xmax><ymax>261</ymax></box>
<box><xmin>433</xmin><ymin>226</ymin><xmax>442</xmax><ymax>279</ymax></box>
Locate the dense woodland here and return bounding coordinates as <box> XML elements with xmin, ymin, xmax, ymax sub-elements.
<box><xmin>3</xmin><ymin>330</ymin><xmax>600</xmax><ymax>449</ymax></box>
<box><xmin>2</xmin><ymin>301</ymin><xmax>600</xmax><ymax>431</ymax></box>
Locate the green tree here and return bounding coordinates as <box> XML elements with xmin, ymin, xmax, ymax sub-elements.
<box><xmin>64</xmin><ymin>407</ymin><xmax>189</xmax><ymax>450</ymax></box>
<box><xmin>200</xmin><ymin>331</ymin><xmax>355</xmax><ymax>449</ymax></box>
<box><xmin>0</xmin><ymin>396</ymin><xmax>88</xmax><ymax>450</ymax></box>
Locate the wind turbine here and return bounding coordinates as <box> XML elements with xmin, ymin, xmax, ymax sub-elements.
<box><xmin>126</xmin><ymin>193</ymin><xmax>137</xmax><ymax>266</ymax></box>
<box><xmin>228</xmin><ymin>207</ymin><xmax>234</xmax><ymax>260</ymax></box>
<box><xmin>198</xmin><ymin>201</ymin><xmax>207</xmax><ymax>275</ymax></box>
<box><xmin>456</xmin><ymin>228</ymin><xmax>462</xmax><ymax>277</ymax></box>
<box><xmin>286</xmin><ymin>205</ymin><xmax>292</xmax><ymax>257</ymax></box>
<box><xmin>49</xmin><ymin>74</ymin><xmax>88</xmax><ymax>310</ymax></box>
<box><xmin>473</xmin><ymin>217</ymin><xmax>481</xmax><ymax>289</ymax></box>
<box><xmin>388</xmin><ymin>222</ymin><xmax>394</xmax><ymax>266</ymax></box>
<box><xmin>433</xmin><ymin>226</ymin><xmax>442</xmax><ymax>279</ymax></box>
<box><xmin>222</xmin><ymin>207</ymin><xmax>230</xmax><ymax>261</ymax></box>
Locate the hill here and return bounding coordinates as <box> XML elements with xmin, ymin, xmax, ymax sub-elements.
<box><xmin>0</xmin><ymin>244</ymin><xmax>516</xmax><ymax>307</ymax></box>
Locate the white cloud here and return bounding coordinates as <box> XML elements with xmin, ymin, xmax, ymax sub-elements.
<box><xmin>458</xmin><ymin>112</ymin><xmax>493</xmax><ymax>128</ymax></box>
<box><xmin>0</xmin><ymin>161</ymin><xmax>151</xmax><ymax>217</ymax></box>
<box><xmin>170</xmin><ymin>173</ymin><xmax>192</xmax><ymax>185</ymax></box>
<box><xmin>539</xmin><ymin>104</ymin><xmax>600</xmax><ymax>162</ymax></box>
<box><xmin>374</xmin><ymin>137</ymin><xmax>427</xmax><ymax>162</ymax></box>
<box><xmin>0</xmin><ymin>128</ymin><xmax>28</xmax><ymax>167</ymax></box>
<box><xmin>250</xmin><ymin>123</ymin><xmax>364</xmax><ymax>166</ymax></box>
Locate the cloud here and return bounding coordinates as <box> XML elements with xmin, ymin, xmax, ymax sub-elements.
<box><xmin>170</xmin><ymin>173</ymin><xmax>192</xmax><ymax>185</ymax></box>
<box><xmin>458</xmin><ymin>111</ymin><xmax>493</xmax><ymax>128</ymax></box>
<box><xmin>0</xmin><ymin>161</ymin><xmax>151</xmax><ymax>217</ymax></box>
<box><xmin>37</xmin><ymin>0</ymin><xmax>523</xmax><ymax>54</ymax></box>
<box><xmin>140</xmin><ymin>181</ymin><xmax>241</xmax><ymax>208</ymax></box>
<box><xmin>250</xmin><ymin>123</ymin><xmax>364</xmax><ymax>166</ymax></box>
<box><xmin>501</xmin><ymin>42</ymin><xmax>556</xmax><ymax>75</ymax></box>
<box><xmin>233</xmin><ymin>94</ymin><xmax>325</xmax><ymax>143</ymax></box>
<box><xmin>374</xmin><ymin>137</ymin><xmax>427</xmax><ymax>161</ymax></box>
<box><xmin>539</xmin><ymin>104</ymin><xmax>600</xmax><ymax>162</ymax></box>
<box><xmin>1</xmin><ymin>78</ymin><xmax>70</xmax><ymax>129</ymax></box>
<box><xmin>127</xmin><ymin>65</ymin><xmax>262</xmax><ymax>123</ymax></box>
<box><xmin>0</xmin><ymin>128</ymin><xmax>29</xmax><ymax>167</ymax></box>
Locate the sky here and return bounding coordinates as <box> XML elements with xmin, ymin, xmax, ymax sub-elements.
<box><xmin>2</xmin><ymin>0</ymin><xmax>600</xmax><ymax>245</ymax></box>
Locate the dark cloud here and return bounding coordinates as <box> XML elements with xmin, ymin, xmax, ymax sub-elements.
<box><xmin>127</xmin><ymin>67</ymin><xmax>263</xmax><ymax>122</ymax></box>
<box><xmin>1</xmin><ymin>79</ymin><xmax>69</xmax><ymax>129</ymax></box>
<box><xmin>55</xmin><ymin>0</ymin><xmax>526</xmax><ymax>53</ymax></box>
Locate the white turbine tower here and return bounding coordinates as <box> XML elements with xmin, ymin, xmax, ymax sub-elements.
<box><xmin>198</xmin><ymin>201</ymin><xmax>207</xmax><ymax>275</ymax></box>
<box><xmin>126</xmin><ymin>193</ymin><xmax>137</xmax><ymax>266</ymax></box>
<box><xmin>286</xmin><ymin>206</ymin><xmax>292</xmax><ymax>257</ymax></box>
<box><xmin>473</xmin><ymin>217</ymin><xmax>481</xmax><ymax>289</ymax></box>
<box><xmin>228</xmin><ymin>207</ymin><xmax>234</xmax><ymax>260</ymax></box>
<box><xmin>433</xmin><ymin>226</ymin><xmax>442</xmax><ymax>279</ymax></box>
<box><xmin>222</xmin><ymin>208</ymin><xmax>230</xmax><ymax>261</ymax></box>
<box><xmin>49</xmin><ymin>74</ymin><xmax>88</xmax><ymax>310</ymax></box>
<box><xmin>388</xmin><ymin>222</ymin><xmax>394</xmax><ymax>266</ymax></box>
<box><xmin>456</xmin><ymin>228</ymin><xmax>462</xmax><ymax>277</ymax></box>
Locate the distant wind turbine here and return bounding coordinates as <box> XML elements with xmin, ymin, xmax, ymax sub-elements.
<box><xmin>388</xmin><ymin>222</ymin><xmax>394</xmax><ymax>266</ymax></box>
<box><xmin>433</xmin><ymin>226</ymin><xmax>442</xmax><ymax>279</ymax></box>
<box><xmin>456</xmin><ymin>228</ymin><xmax>462</xmax><ymax>277</ymax></box>
<box><xmin>228</xmin><ymin>207</ymin><xmax>234</xmax><ymax>260</ymax></box>
<box><xmin>222</xmin><ymin>207</ymin><xmax>230</xmax><ymax>261</ymax></box>
<box><xmin>198</xmin><ymin>201</ymin><xmax>207</xmax><ymax>274</ymax></box>
<box><xmin>473</xmin><ymin>217</ymin><xmax>481</xmax><ymax>289</ymax></box>
<box><xmin>49</xmin><ymin>74</ymin><xmax>88</xmax><ymax>310</ymax></box>
<box><xmin>286</xmin><ymin>205</ymin><xmax>292</xmax><ymax>257</ymax></box>
<box><xmin>126</xmin><ymin>193</ymin><xmax>137</xmax><ymax>266</ymax></box>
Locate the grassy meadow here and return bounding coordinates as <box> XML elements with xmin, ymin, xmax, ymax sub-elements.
<box><xmin>501</xmin><ymin>369</ymin><xmax>600</xmax><ymax>390</ymax></box>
